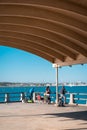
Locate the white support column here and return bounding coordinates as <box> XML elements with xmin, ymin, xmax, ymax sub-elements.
<box><xmin>56</xmin><ymin>66</ymin><xmax>58</xmax><ymax>105</ymax></box>
<box><xmin>53</xmin><ymin>64</ymin><xmax>59</xmax><ymax>106</ymax></box>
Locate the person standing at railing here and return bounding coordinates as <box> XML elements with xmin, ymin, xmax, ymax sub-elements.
<box><xmin>44</xmin><ymin>86</ymin><xmax>51</xmax><ymax>104</ymax></box>
<box><xmin>46</xmin><ymin>86</ymin><xmax>51</xmax><ymax>95</ymax></box>
<box><xmin>60</xmin><ymin>86</ymin><xmax>66</xmax><ymax>104</ymax></box>
<box><xmin>29</xmin><ymin>88</ymin><xmax>34</xmax><ymax>100</ymax></box>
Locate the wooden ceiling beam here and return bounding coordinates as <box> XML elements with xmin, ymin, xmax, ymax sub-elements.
<box><xmin>0</xmin><ymin>0</ymin><xmax>87</xmax><ymax>66</ymax></box>
<box><xmin>0</xmin><ymin>36</ymin><xmax>65</xmax><ymax>62</ymax></box>
<box><xmin>0</xmin><ymin>0</ymin><xmax>86</xmax><ymax>15</ymax></box>
<box><xmin>0</xmin><ymin>23</ymin><xmax>86</xmax><ymax>57</ymax></box>
<box><xmin>0</xmin><ymin>3</ymin><xmax>86</xmax><ymax>29</ymax></box>
<box><xmin>0</xmin><ymin>30</ymin><xmax>77</xmax><ymax>60</ymax></box>
<box><xmin>0</xmin><ymin>41</ymin><xmax>55</xmax><ymax>63</ymax></box>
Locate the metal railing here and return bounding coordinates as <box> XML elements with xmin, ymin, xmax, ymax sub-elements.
<box><xmin>0</xmin><ymin>92</ymin><xmax>87</xmax><ymax>105</ymax></box>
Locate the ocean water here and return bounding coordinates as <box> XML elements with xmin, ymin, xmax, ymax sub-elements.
<box><xmin>0</xmin><ymin>86</ymin><xmax>87</xmax><ymax>104</ymax></box>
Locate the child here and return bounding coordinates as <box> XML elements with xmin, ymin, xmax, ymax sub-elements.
<box><xmin>37</xmin><ymin>93</ymin><xmax>41</xmax><ymax>103</ymax></box>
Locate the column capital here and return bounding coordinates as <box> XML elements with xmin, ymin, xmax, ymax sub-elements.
<box><xmin>52</xmin><ymin>63</ymin><xmax>60</xmax><ymax>68</ymax></box>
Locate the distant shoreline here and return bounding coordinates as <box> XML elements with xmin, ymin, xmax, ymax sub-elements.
<box><xmin>0</xmin><ymin>81</ymin><xmax>87</xmax><ymax>87</ymax></box>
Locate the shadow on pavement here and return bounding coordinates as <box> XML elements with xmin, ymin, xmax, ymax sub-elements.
<box><xmin>64</xmin><ymin>128</ymin><xmax>87</xmax><ymax>130</ymax></box>
<box><xmin>44</xmin><ymin>111</ymin><xmax>87</xmax><ymax>121</ymax></box>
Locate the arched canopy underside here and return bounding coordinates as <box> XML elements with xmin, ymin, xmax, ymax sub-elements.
<box><xmin>0</xmin><ymin>0</ymin><xmax>87</xmax><ymax>66</ymax></box>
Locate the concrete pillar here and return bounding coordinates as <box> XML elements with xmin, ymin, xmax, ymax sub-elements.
<box><xmin>86</xmin><ymin>100</ymin><xmax>87</xmax><ymax>106</ymax></box>
<box><xmin>5</xmin><ymin>93</ymin><xmax>9</xmax><ymax>103</ymax></box>
<box><xmin>33</xmin><ymin>92</ymin><xmax>36</xmax><ymax>102</ymax></box>
<box><xmin>20</xmin><ymin>93</ymin><xmax>25</xmax><ymax>103</ymax></box>
<box><xmin>69</xmin><ymin>93</ymin><xmax>74</xmax><ymax>104</ymax></box>
<box><xmin>20</xmin><ymin>93</ymin><xmax>23</xmax><ymax>102</ymax></box>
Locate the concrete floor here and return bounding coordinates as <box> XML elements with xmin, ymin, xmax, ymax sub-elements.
<box><xmin>0</xmin><ymin>103</ymin><xmax>87</xmax><ymax>130</ymax></box>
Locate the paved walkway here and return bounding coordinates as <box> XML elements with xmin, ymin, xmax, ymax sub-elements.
<box><xmin>0</xmin><ymin>103</ymin><xmax>87</xmax><ymax>130</ymax></box>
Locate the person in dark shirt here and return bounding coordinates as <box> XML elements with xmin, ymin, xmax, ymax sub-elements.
<box><xmin>46</xmin><ymin>86</ymin><xmax>51</xmax><ymax>94</ymax></box>
<box><xmin>60</xmin><ymin>86</ymin><xmax>66</xmax><ymax>104</ymax></box>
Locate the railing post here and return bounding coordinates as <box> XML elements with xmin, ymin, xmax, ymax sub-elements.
<box><xmin>20</xmin><ymin>93</ymin><xmax>23</xmax><ymax>102</ymax></box>
<box><xmin>33</xmin><ymin>92</ymin><xmax>36</xmax><ymax>102</ymax></box>
<box><xmin>86</xmin><ymin>100</ymin><xmax>87</xmax><ymax>106</ymax></box>
<box><xmin>20</xmin><ymin>92</ymin><xmax>25</xmax><ymax>103</ymax></box>
<box><xmin>5</xmin><ymin>93</ymin><xmax>9</xmax><ymax>103</ymax></box>
<box><xmin>69</xmin><ymin>93</ymin><xmax>74</xmax><ymax>104</ymax></box>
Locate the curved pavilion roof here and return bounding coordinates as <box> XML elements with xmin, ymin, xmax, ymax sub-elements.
<box><xmin>0</xmin><ymin>0</ymin><xmax>87</xmax><ymax>66</ymax></box>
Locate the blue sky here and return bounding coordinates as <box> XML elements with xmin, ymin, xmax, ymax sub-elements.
<box><xmin>0</xmin><ymin>46</ymin><xmax>87</xmax><ymax>83</ymax></box>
